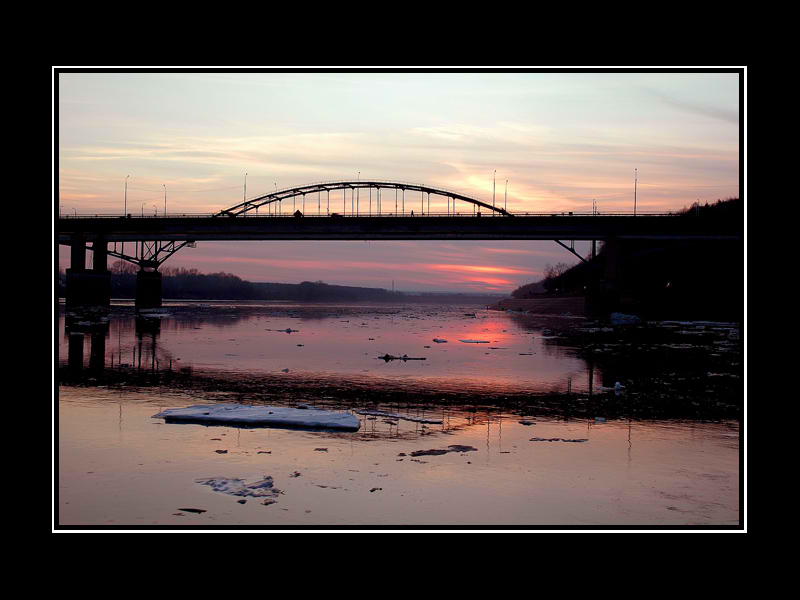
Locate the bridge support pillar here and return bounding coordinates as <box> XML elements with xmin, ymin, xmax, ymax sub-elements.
<box><xmin>585</xmin><ymin>238</ymin><xmax>620</xmax><ymax>318</ymax></box>
<box><xmin>65</xmin><ymin>236</ymin><xmax>112</xmax><ymax>307</ymax></box>
<box><xmin>136</xmin><ymin>270</ymin><xmax>162</xmax><ymax>309</ymax></box>
<box><xmin>92</xmin><ymin>239</ymin><xmax>108</xmax><ymax>273</ymax></box>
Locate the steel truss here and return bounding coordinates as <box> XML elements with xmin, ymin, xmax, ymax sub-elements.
<box><xmin>105</xmin><ymin>240</ymin><xmax>195</xmax><ymax>270</ymax></box>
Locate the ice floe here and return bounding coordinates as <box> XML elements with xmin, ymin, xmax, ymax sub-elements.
<box><xmin>610</xmin><ymin>313</ymin><xmax>640</xmax><ymax>325</ymax></box>
<box><xmin>595</xmin><ymin>382</ymin><xmax>625</xmax><ymax>392</ymax></box>
<box><xmin>196</xmin><ymin>475</ymin><xmax>281</xmax><ymax>504</ymax></box>
<box><xmin>153</xmin><ymin>403</ymin><xmax>361</xmax><ymax>431</ymax></box>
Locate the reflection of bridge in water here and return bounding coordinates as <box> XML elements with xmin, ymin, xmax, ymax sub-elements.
<box><xmin>57</xmin><ymin>179</ymin><xmax>742</xmax><ymax>309</ymax></box>
<box><xmin>63</xmin><ymin>314</ymin><xmax>175</xmax><ymax>377</ymax></box>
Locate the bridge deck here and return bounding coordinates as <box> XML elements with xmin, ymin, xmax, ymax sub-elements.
<box><xmin>57</xmin><ymin>214</ymin><xmax>741</xmax><ymax>243</ymax></box>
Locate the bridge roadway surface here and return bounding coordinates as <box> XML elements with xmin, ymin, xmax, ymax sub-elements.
<box><xmin>57</xmin><ymin>213</ymin><xmax>741</xmax><ymax>243</ymax></box>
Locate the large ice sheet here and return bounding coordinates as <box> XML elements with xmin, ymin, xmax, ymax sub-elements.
<box><xmin>153</xmin><ymin>403</ymin><xmax>361</xmax><ymax>431</ymax></box>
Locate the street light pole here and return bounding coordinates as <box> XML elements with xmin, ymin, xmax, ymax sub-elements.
<box><xmin>505</xmin><ymin>180</ymin><xmax>508</xmax><ymax>213</ymax></box>
<box><xmin>493</xmin><ymin>170</ymin><xmax>496</xmax><ymax>216</ymax></box>
<box><xmin>125</xmin><ymin>175</ymin><xmax>129</xmax><ymax>215</ymax></box>
<box><xmin>163</xmin><ymin>184</ymin><xmax>166</xmax><ymax>217</ymax></box>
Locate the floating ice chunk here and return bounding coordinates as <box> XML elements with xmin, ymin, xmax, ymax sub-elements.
<box><xmin>610</xmin><ymin>312</ymin><xmax>640</xmax><ymax>325</ymax></box>
<box><xmin>595</xmin><ymin>382</ymin><xmax>625</xmax><ymax>392</ymax></box>
<box><xmin>459</xmin><ymin>339</ymin><xmax>489</xmax><ymax>343</ymax></box>
<box><xmin>433</xmin><ymin>338</ymin><xmax>448</xmax><ymax>343</ymax></box>
<box><xmin>196</xmin><ymin>476</ymin><xmax>281</xmax><ymax>502</ymax></box>
<box><xmin>153</xmin><ymin>403</ymin><xmax>360</xmax><ymax>431</ymax></box>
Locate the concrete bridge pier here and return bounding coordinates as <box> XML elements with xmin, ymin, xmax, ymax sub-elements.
<box><xmin>136</xmin><ymin>270</ymin><xmax>162</xmax><ymax>309</ymax></box>
<box><xmin>65</xmin><ymin>237</ymin><xmax>112</xmax><ymax>307</ymax></box>
<box><xmin>585</xmin><ymin>237</ymin><xmax>620</xmax><ymax>318</ymax></box>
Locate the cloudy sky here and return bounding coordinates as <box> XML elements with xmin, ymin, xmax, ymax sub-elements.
<box><xmin>56</xmin><ymin>71</ymin><xmax>741</xmax><ymax>292</ymax></box>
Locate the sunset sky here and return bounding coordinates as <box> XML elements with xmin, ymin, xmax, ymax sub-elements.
<box><xmin>56</xmin><ymin>71</ymin><xmax>741</xmax><ymax>292</ymax></box>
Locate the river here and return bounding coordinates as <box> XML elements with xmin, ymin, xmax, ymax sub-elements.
<box><xmin>56</xmin><ymin>301</ymin><xmax>741</xmax><ymax>527</ymax></box>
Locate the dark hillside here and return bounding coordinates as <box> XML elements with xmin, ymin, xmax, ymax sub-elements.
<box><xmin>510</xmin><ymin>198</ymin><xmax>743</xmax><ymax>321</ymax></box>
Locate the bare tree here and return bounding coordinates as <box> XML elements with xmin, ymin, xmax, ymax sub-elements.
<box><xmin>110</xmin><ymin>260</ymin><xmax>138</xmax><ymax>275</ymax></box>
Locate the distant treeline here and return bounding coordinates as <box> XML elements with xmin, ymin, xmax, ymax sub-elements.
<box><xmin>511</xmin><ymin>198</ymin><xmax>743</xmax><ymax>320</ymax></box>
<box><xmin>59</xmin><ymin>264</ymin><xmax>500</xmax><ymax>304</ymax></box>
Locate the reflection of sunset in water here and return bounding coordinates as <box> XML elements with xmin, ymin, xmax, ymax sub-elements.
<box><xmin>57</xmin><ymin>301</ymin><xmax>741</xmax><ymax>527</ymax></box>
<box><xmin>58</xmin><ymin>303</ymin><xmax>596</xmax><ymax>395</ymax></box>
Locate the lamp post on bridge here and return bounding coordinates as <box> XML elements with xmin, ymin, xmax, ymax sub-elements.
<box><xmin>493</xmin><ymin>170</ymin><xmax>496</xmax><ymax>216</ymax></box>
<box><xmin>124</xmin><ymin>175</ymin><xmax>129</xmax><ymax>215</ymax></box>
<box><xmin>505</xmin><ymin>180</ymin><xmax>508</xmax><ymax>213</ymax></box>
<box><xmin>163</xmin><ymin>184</ymin><xmax>166</xmax><ymax>217</ymax></box>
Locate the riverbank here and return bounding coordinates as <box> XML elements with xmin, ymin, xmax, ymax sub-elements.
<box><xmin>488</xmin><ymin>296</ymin><xmax>585</xmax><ymax>316</ymax></box>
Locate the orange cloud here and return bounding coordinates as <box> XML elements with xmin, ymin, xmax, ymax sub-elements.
<box><xmin>428</xmin><ymin>264</ymin><xmax>536</xmax><ymax>275</ymax></box>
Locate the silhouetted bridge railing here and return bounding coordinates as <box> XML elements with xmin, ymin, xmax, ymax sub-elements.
<box><xmin>57</xmin><ymin>213</ymin><xmax>741</xmax><ymax>243</ymax></box>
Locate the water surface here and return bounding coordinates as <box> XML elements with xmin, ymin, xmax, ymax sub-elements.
<box><xmin>56</xmin><ymin>301</ymin><xmax>741</xmax><ymax>526</ymax></box>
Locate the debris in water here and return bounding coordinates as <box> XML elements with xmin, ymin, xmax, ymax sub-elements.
<box><xmin>356</xmin><ymin>409</ymin><xmax>443</xmax><ymax>424</ymax></box>
<box><xmin>178</xmin><ymin>507</ymin><xmax>207</xmax><ymax>514</ymax></box>
<box><xmin>410</xmin><ymin>445</ymin><xmax>478</xmax><ymax>457</ymax></box>
<box><xmin>519</xmin><ymin>420</ymin><xmax>536</xmax><ymax>426</ymax></box>
<box><xmin>433</xmin><ymin>338</ymin><xmax>448</xmax><ymax>343</ymax></box>
<box><xmin>378</xmin><ymin>354</ymin><xmax>426</xmax><ymax>362</ymax></box>
<box><xmin>530</xmin><ymin>437</ymin><xmax>589</xmax><ymax>443</ymax></box>
<box><xmin>459</xmin><ymin>339</ymin><xmax>489</xmax><ymax>343</ymax></box>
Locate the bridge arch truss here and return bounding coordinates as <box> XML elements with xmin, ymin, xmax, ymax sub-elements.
<box><xmin>216</xmin><ymin>180</ymin><xmax>512</xmax><ymax>218</ymax></box>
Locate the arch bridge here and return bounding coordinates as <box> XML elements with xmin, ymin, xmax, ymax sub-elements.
<box><xmin>57</xmin><ymin>179</ymin><xmax>741</xmax><ymax>309</ymax></box>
